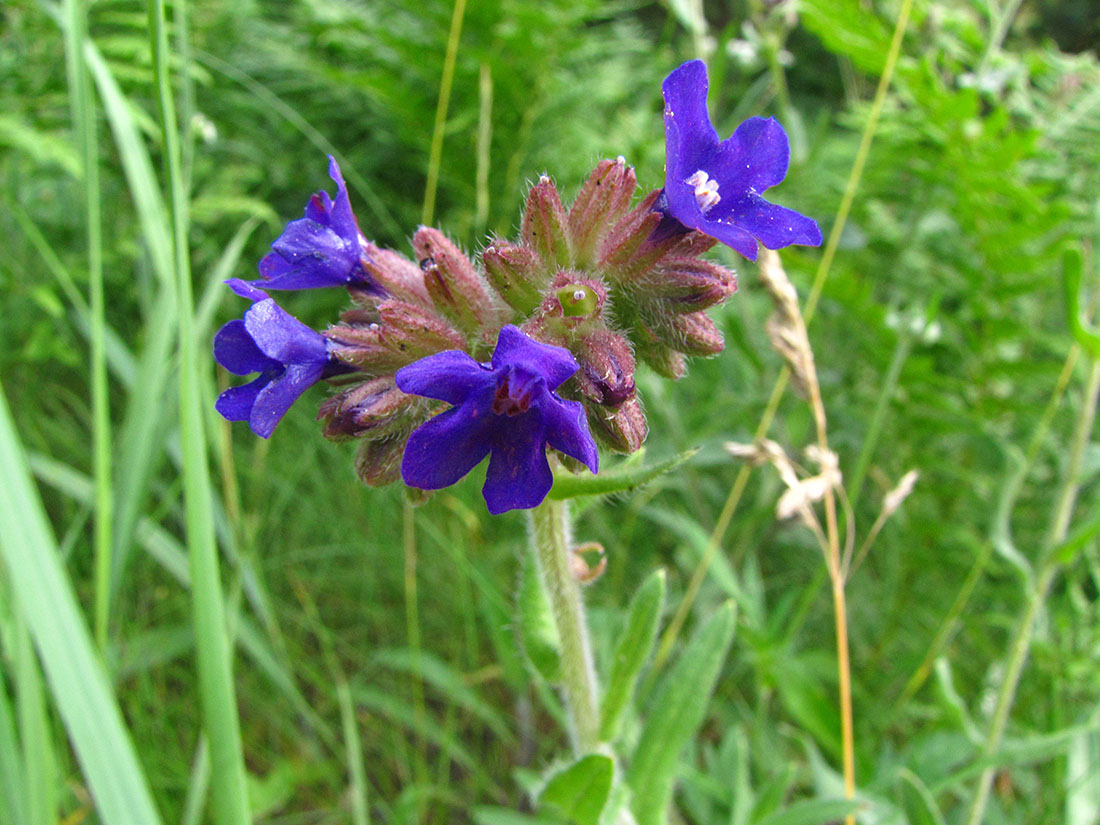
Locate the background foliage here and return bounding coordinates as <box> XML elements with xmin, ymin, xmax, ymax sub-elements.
<box><xmin>2</xmin><ymin>0</ymin><xmax>1100</xmax><ymax>823</ymax></box>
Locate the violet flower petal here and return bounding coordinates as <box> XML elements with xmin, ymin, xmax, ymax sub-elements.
<box><xmin>225</xmin><ymin>278</ymin><xmax>270</xmax><ymax>303</ymax></box>
<box><xmin>401</xmin><ymin>390</ymin><xmax>496</xmax><ymax>489</ymax></box>
<box><xmin>244</xmin><ymin>299</ymin><xmax>330</xmax><ymax>365</ymax></box>
<box><xmin>249</xmin><ymin>361</ymin><xmax>326</xmax><ymax>439</ymax></box>
<box><xmin>708</xmin><ymin>117</ymin><xmax>791</xmax><ymax>197</ymax></box>
<box><xmin>726</xmin><ymin>197</ymin><xmax>824</xmax><ymax>251</ymax></box>
<box><xmin>395</xmin><ymin>350</ymin><xmax>493</xmax><ymax>406</ymax></box>
<box><xmin>541</xmin><ymin>395</ymin><xmax>599</xmax><ymax>475</ymax></box>
<box><xmin>490</xmin><ymin>325</ymin><xmax>579</xmax><ymax>391</ymax></box>
<box><xmin>662</xmin><ymin>59</ymin><xmax>718</xmax><ymax>171</ymax></box>
<box><xmin>483</xmin><ymin>422</ymin><xmax>554</xmax><ymax>515</ymax></box>
<box><xmin>214</xmin><ymin>319</ymin><xmax>277</xmax><ymax>376</ymax></box>
<box><xmin>215</xmin><ymin>376</ymin><xmax>269</xmax><ymax>421</ymax></box>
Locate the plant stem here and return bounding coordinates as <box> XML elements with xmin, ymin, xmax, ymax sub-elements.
<box><xmin>529</xmin><ymin>498</ymin><xmax>600</xmax><ymax>753</ymax></box>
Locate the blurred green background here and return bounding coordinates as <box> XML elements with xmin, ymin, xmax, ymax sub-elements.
<box><xmin>2</xmin><ymin>0</ymin><xmax>1100</xmax><ymax>822</ymax></box>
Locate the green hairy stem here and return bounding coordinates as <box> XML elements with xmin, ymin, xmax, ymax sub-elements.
<box><xmin>529</xmin><ymin>498</ymin><xmax>601</xmax><ymax>753</ymax></box>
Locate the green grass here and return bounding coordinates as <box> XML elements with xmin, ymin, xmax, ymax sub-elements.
<box><xmin>2</xmin><ymin>0</ymin><xmax>1100</xmax><ymax>822</ymax></box>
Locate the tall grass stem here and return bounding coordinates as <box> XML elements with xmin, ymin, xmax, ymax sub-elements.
<box><xmin>422</xmin><ymin>0</ymin><xmax>468</xmax><ymax>226</ymax></box>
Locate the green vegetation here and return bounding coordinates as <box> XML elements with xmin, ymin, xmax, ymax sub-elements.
<box><xmin>2</xmin><ymin>0</ymin><xmax>1100</xmax><ymax>822</ymax></box>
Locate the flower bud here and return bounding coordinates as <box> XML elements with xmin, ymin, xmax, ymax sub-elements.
<box><xmin>597</xmin><ymin>190</ymin><xmax>667</xmax><ymax>279</ymax></box>
<box><xmin>318</xmin><ymin>376</ymin><xmax>418</xmax><ymax>440</ymax></box>
<box><xmin>482</xmin><ymin>241</ymin><xmax>546</xmax><ymax>316</ymax></box>
<box><xmin>354</xmin><ymin>434</ymin><xmax>407</xmax><ymax>487</ymax></box>
<box><xmin>573</xmin><ymin>328</ymin><xmax>636</xmax><ymax>408</ymax></box>
<box><xmin>327</xmin><ymin>299</ymin><xmax>465</xmax><ymax>372</ymax></box>
<box><xmin>665</xmin><ymin>311</ymin><xmax>725</xmax><ymax>356</ymax></box>
<box><xmin>567</xmin><ymin>157</ymin><xmax>637</xmax><ymax>267</ymax></box>
<box><xmin>412</xmin><ymin>227</ymin><xmax>497</xmax><ymax>336</ymax></box>
<box><xmin>642</xmin><ymin>257</ymin><xmax>738</xmax><ymax>312</ymax></box>
<box><xmin>586</xmin><ymin>396</ymin><xmax>647</xmax><ymax>454</ymax></box>
<box><xmin>361</xmin><ymin>242</ymin><xmax>432</xmax><ymax>306</ymax></box>
<box><xmin>522</xmin><ymin>175</ymin><xmax>572</xmax><ymax>272</ymax></box>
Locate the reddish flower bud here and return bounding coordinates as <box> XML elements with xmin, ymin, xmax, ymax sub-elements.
<box><xmin>354</xmin><ymin>434</ymin><xmax>408</xmax><ymax>487</ymax></box>
<box><xmin>573</xmin><ymin>328</ymin><xmax>636</xmax><ymax>408</ymax></box>
<box><xmin>642</xmin><ymin>257</ymin><xmax>738</xmax><ymax>312</ymax></box>
<box><xmin>586</xmin><ymin>396</ymin><xmax>647</xmax><ymax>454</ymax></box>
<box><xmin>522</xmin><ymin>175</ymin><xmax>572</xmax><ymax>272</ymax></box>
<box><xmin>598</xmin><ymin>190</ymin><xmax>673</xmax><ymax>279</ymax></box>
<box><xmin>318</xmin><ymin>376</ymin><xmax>418</xmax><ymax>440</ymax></box>
<box><xmin>666</xmin><ymin>311</ymin><xmax>725</xmax><ymax>356</ymax></box>
<box><xmin>482</xmin><ymin>240</ymin><xmax>547</xmax><ymax>315</ymax></box>
<box><xmin>413</xmin><ymin>227</ymin><xmax>497</xmax><ymax>336</ymax></box>
<box><xmin>567</xmin><ymin>158</ymin><xmax>637</xmax><ymax>267</ymax></box>
<box><xmin>327</xmin><ymin>298</ymin><xmax>465</xmax><ymax>372</ymax></box>
<box><xmin>361</xmin><ymin>242</ymin><xmax>432</xmax><ymax>306</ymax></box>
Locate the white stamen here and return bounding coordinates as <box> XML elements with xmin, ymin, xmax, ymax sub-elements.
<box><xmin>686</xmin><ymin>169</ymin><xmax>721</xmax><ymax>213</ymax></box>
<box><xmin>573</xmin><ymin>289</ymin><xmax>587</xmax><ymax>301</ymax></box>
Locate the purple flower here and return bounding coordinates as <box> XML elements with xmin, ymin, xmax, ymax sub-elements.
<box><xmin>658</xmin><ymin>59</ymin><xmax>822</xmax><ymax>261</ymax></box>
<box><xmin>254</xmin><ymin>156</ymin><xmax>374</xmax><ymax>290</ymax></box>
<box><xmin>396</xmin><ymin>325</ymin><xmax>599</xmax><ymax>514</ymax></box>
<box><xmin>214</xmin><ymin>279</ymin><xmax>348</xmax><ymax>438</ymax></box>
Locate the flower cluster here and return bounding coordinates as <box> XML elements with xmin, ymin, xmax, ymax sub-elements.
<box><xmin>213</xmin><ymin>60</ymin><xmax>820</xmax><ymax>513</ymax></box>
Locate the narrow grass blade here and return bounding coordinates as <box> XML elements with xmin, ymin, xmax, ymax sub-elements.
<box><xmin>14</xmin><ymin>616</ymin><xmax>56</xmax><ymax>825</ymax></box>
<box><xmin>627</xmin><ymin>602</ymin><xmax>736</xmax><ymax>825</ymax></box>
<box><xmin>599</xmin><ymin>568</ymin><xmax>666</xmax><ymax>742</ymax></box>
<box><xmin>338</xmin><ymin>680</ymin><xmax>371</xmax><ymax>825</ymax></box>
<box><xmin>83</xmin><ymin>37</ymin><xmax>180</xmax><ymax>600</ymax></box>
<box><xmin>0</xmin><ymin>380</ymin><xmax>164</xmax><ymax>824</ymax></box>
<box><xmin>0</xmin><ymin>653</ymin><xmax>29</xmax><ymax>825</ymax></box>
<box><xmin>147</xmin><ymin>0</ymin><xmax>251</xmax><ymax>820</ymax></box>
<box><xmin>62</xmin><ymin>0</ymin><xmax>112</xmax><ymax>650</ymax></box>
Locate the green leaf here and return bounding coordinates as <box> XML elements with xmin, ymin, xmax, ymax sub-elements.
<box><xmin>473</xmin><ymin>807</ymin><xmax>563</xmax><ymax>825</ymax></box>
<box><xmin>1063</xmin><ymin>247</ymin><xmax>1100</xmax><ymax>359</ymax></box>
<box><xmin>550</xmin><ymin>448</ymin><xmax>698</xmax><ymax>500</ymax></box>
<box><xmin>797</xmin><ymin>0</ymin><xmax>893</xmax><ymax>75</ymax></box>
<box><xmin>599</xmin><ymin>569</ymin><xmax>666</xmax><ymax>742</ymax></box>
<box><xmin>0</xmin><ymin>380</ymin><xmax>165</xmax><ymax>825</ymax></box>
<box><xmin>755</xmin><ymin>798</ymin><xmax>863</xmax><ymax>825</ymax></box>
<box><xmin>540</xmin><ymin>754</ymin><xmax>614</xmax><ymax>825</ymax></box>
<box><xmin>627</xmin><ymin>602</ymin><xmax>736</xmax><ymax>825</ymax></box>
<box><xmin>519</xmin><ymin>546</ymin><xmax>562</xmax><ymax>681</ymax></box>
